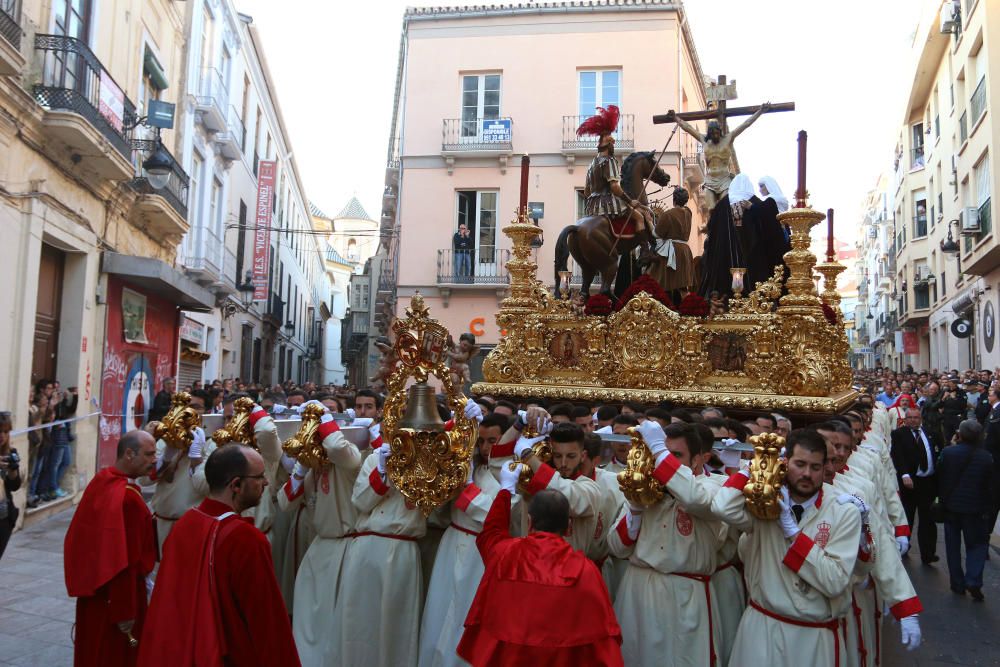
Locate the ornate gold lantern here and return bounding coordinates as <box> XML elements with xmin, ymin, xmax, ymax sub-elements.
<box><xmin>212</xmin><ymin>396</ymin><xmax>257</xmax><ymax>448</ymax></box>
<box><xmin>743</xmin><ymin>432</ymin><xmax>787</xmax><ymax>520</ymax></box>
<box><xmin>281</xmin><ymin>403</ymin><xmax>327</xmax><ymax>470</ymax></box>
<box><xmin>617</xmin><ymin>426</ymin><xmax>665</xmax><ymax>507</ymax></box>
<box><xmin>153</xmin><ymin>392</ymin><xmax>203</xmax><ymax>452</ymax></box>
<box><xmin>381</xmin><ymin>294</ymin><xmax>478</xmax><ymax>516</ymax></box>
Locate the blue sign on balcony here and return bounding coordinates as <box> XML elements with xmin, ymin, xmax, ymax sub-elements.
<box><xmin>481</xmin><ymin>118</ymin><xmax>511</xmax><ymax>143</ymax></box>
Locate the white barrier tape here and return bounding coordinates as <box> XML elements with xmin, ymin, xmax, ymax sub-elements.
<box><xmin>10</xmin><ymin>410</ymin><xmax>101</xmax><ymax>437</ymax></box>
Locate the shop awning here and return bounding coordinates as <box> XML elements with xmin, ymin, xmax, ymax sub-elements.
<box><xmin>102</xmin><ymin>252</ymin><xmax>215</xmax><ymax>312</ymax></box>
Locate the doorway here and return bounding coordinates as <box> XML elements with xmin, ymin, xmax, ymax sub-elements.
<box><xmin>32</xmin><ymin>245</ymin><xmax>66</xmax><ymax>385</ymax></box>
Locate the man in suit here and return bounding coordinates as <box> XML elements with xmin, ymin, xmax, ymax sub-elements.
<box><xmin>891</xmin><ymin>407</ymin><xmax>941</xmax><ymax>564</ymax></box>
<box><xmin>983</xmin><ymin>387</ymin><xmax>1000</xmax><ymax>532</ymax></box>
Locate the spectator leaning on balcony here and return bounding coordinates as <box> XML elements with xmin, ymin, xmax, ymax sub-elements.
<box><xmin>453</xmin><ymin>222</ymin><xmax>473</xmax><ymax>281</ymax></box>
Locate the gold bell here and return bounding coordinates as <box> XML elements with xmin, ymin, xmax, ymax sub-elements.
<box><xmin>398</xmin><ymin>382</ymin><xmax>446</xmax><ymax>432</ymax></box>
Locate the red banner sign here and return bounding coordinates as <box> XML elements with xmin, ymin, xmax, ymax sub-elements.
<box><xmin>253</xmin><ymin>160</ymin><xmax>276</xmax><ymax>301</ymax></box>
<box><xmin>902</xmin><ymin>330</ymin><xmax>919</xmax><ymax>355</ymax></box>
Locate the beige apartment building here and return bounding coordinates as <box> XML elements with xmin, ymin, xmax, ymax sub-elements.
<box><xmin>0</xmin><ymin>0</ymin><xmax>214</xmax><ymax>524</ymax></box>
<box><xmin>371</xmin><ymin>1</ymin><xmax>712</xmax><ymax>378</ymax></box>
<box><xmin>889</xmin><ymin>0</ymin><xmax>1000</xmax><ymax>371</ymax></box>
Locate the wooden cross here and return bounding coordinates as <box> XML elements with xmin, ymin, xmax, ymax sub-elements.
<box><xmin>653</xmin><ymin>75</ymin><xmax>795</xmax><ymax>129</ymax></box>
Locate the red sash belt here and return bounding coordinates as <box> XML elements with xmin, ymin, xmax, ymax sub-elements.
<box><xmin>346</xmin><ymin>530</ymin><xmax>418</xmax><ymax>542</ymax></box>
<box><xmin>850</xmin><ymin>591</ymin><xmax>868</xmax><ymax>665</ymax></box>
<box><xmin>748</xmin><ymin>599</ymin><xmax>840</xmax><ymax>667</ymax></box>
<box><xmin>672</xmin><ymin>572</ymin><xmax>717</xmax><ymax>667</ymax></box>
<box><xmin>448</xmin><ymin>522</ymin><xmax>480</xmax><ymax>538</ymax></box>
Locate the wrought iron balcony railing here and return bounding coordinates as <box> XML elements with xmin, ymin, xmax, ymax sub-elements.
<box><xmin>33</xmin><ymin>34</ymin><xmax>136</xmax><ymax>159</ymax></box>
<box><xmin>562</xmin><ymin>113</ymin><xmax>635</xmax><ymax>151</ymax></box>
<box><xmin>0</xmin><ymin>0</ymin><xmax>21</xmax><ymax>50</ymax></box>
<box><xmin>442</xmin><ymin>117</ymin><xmax>513</xmax><ymax>152</ymax></box>
<box><xmin>437</xmin><ymin>246</ymin><xmax>510</xmax><ymax>285</ymax></box>
<box><xmin>129</xmin><ymin>141</ymin><xmax>189</xmax><ymax>219</ymax></box>
<box><xmin>912</xmin><ymin>213</ymin><xmax>927</xmax><ymax>238</ymax></box>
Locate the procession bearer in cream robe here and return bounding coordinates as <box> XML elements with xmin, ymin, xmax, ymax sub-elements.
<box><xmin>335</xmin><ymin>438</ymin><xmax>427</xmax><ymax>667</ymax></box>
<box><xmin>144</xmin><ymin>422</ymin><xmax>207</xmax><ymax>548</ymax></box>
<box><xmin>816</xmin><ymin>421</ymin><xmax>922</xmax><ymax>665</ymax></box>
<box><xmin>277</xmin><ymin>410</ymin><xmax>366</xmax><ymax>667</ymax></box>
<box><xmin>608</xmin><ymin>420</ymin><xmax>727</xmax><ymax>667</ymax></box>
<box><xmin>419</xmin><ymin>414</ymin><xmax>518</xmax><ymax>667</ymax></box>
<box><xmin>712</xmin><ymin>429</ymin><xmax>864</xmax><ymax>667</ymax></box>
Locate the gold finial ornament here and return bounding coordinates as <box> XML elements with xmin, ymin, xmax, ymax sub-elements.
<box><xmin>381</xmin><ymin>294</ymin><xmax>478</xmax><ymax>516</ymax></box>
<box><xmin>617</xmin><ymin>426</ymin><xmax>665</xmax><ymax>507</ymax></box>
<box><xmin>505</xmin><ymin>426</ymin><xmax>552</xmax><ymax>494</ymax></box>
<box><xmin>742</xmin><ymin>432</ymin><xmax>787</xmax><ymax>520</ymax></box>
<box><xmin>154</xmin><ymin>392</ymin><xmax>202</xmax><ymax>452</ymax></box>
<box><xmin>212</xmin><ymin>397</ymin><xmax>257</xmax><ymax>448</ymax></box>
<box><xmin>281</xmin><ymin>403</ymin><xmax>328</xmax><ymax>470</ymax></box>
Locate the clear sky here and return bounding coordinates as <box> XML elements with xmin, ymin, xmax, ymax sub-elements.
<box><xmin>236</xmin><ymin>0</ymin><xmax>923</xmax><ymax>244</ymax></box>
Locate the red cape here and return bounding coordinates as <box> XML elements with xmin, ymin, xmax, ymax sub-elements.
<box><xmin>458</xmin><ymin>491</ymin><xmax>622</xmax><ymax>666</ymax></box>
<box><xmin>65</xmin><ymin>467</ymin><xmax>147</xmax><ymax>597</ymax></box>
<box><xmin>137</xmin><ymin>505</ymin><xmax>235</xmax><ymax>667</ymax></box>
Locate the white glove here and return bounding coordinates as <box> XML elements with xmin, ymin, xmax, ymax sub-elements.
<box><xmin>464</xmin><ymin>400</ymin><xmax>484</xmax><ymax>423</ymax></box>
<box><xmin>272</xmin><ymin>404</ymin><xmax>288</xmax><ymax>415</ymax></box>
<box><xmin>516</xmin><ymin>409</ymin><xmax>527</xmax><ymax>425</ymax></box>
<box><xmin>595</xmin><ymin>425</ymin><xmax>612</xmax><ymax>434</ymax></box>
<box><xmin>298</xmin><ymin>399</ymin><xmax>327</xmax><ymax>415</ymax></box>
<box><xmin>625</xmin><ymin>508</ymin><xmax>643</xmax><ymax>540</ymax></box>
<box><xmin>377</xmin><ymin>442</ymin><xmax>391</xmax><ymax>476</ymax></box>
<box><xmin>636</xmin><ymin>420</ymin><xmax>668</xmax><ymax>461</ymax></box>
<box><xmin>352</xmin><ymin>417</ymin><xmax>374</xmax><ymax>429</ymax></box>
<box><xmin>466</xmin><ymin>458</ymin><xmax>475</xmax><ymax>485</ymax></box>
<box><xmin>292</xmin><ymin>461</ymin><xmax>307</xmax><ymax>479</ymax></box>
<box><xmin>896</xmin><ymin>535</ymin><xmax>910</xmax><ymax>556</ymax></box>
<box><xmin>777</xmin><ymin>487</ymin><xmax>800</xmax><ymax>539</ymax></box>
<box><xmin>537</xmin><ymin>418</ymin><xmax>553</xmax><ymax>436</ymax></box>
<box><xmin>900</xmin><ymin>615</ymin><xmax>921</xmax><ymax>651</ymax></box>
<box><xmin>369</xmin><ymin>422</ymin><xmax>382</xmax><ymax>444</ymax></box>
<box><xmin>188</xmin><ymin>428</ymin><xmax>205</xmax><ymax>460</ymax></box>
<box><xmin>280</xmin><ymin>454</ymin><xmax>296</xmax><ymax>474</ymax></box>
<box><xmin>836</xmin><ymin>493</ymin><xmax>870</xmax><ymax>525</ymax></box>
<box><xmin>514</xmin><ymin>433</ymin><xmax>548</xmax><ymax>459</ymax></box>
<box><xmin>320</xmin><ymin>413</ymin><xmax>335</xmax><ymax>424</ymax></box>
<box><xmin>346</xmin><ymin>408</ymin><xmax>356</xmax><ymax>420</ymax></box>
<box><xmin>499</xmin><ymin>462</ymin><xmax>520</xmax><ymax>494</ymax></box>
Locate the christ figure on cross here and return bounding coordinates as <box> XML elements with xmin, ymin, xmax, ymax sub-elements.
<box><xmin>664</xmin><ymin>102</ymin><xmax>771</xmax><ymax>212</ymax></box>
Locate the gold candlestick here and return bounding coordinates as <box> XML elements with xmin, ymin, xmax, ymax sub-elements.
<box><xmin>815</xmin><ymin>260</ymin><xmax>847</xmax><ymax>310</ymax></box>
<box><xmin>777</xmin><ymin>206</ymin><xmax>826</xmax><ymax>314</ymax></box>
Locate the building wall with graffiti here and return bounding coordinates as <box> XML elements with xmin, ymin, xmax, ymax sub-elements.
<box><xmin>98</xmin><ymin>276</ymin><xmax>179</xmax><ymax>467</ymax></box>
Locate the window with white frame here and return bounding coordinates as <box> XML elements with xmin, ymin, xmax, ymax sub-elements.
<box><xmin>975</xmin><ymin>154</ymin><xmax>991</xmax><ymax>237</ymax></box>
<box><xmin>579</xmin><ymin>69</ymin><xmax>621</xmax><ymax>118</ymax></box>
<box><xmin>456</xmin><ymin>190</ymin><xmax>499</xmax><ymax>267</ymax></box>
<box><xmin>461</xmin><ymin>74</ymin><xmax>501</xmax><ymax>138</ymax></box>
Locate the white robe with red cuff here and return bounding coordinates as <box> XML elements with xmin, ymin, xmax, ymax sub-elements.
<box><xmin>702</xmin><ymin>471</ymin><xmax>746</xmax><ymax>667</ymax></box>
<box><xmin>836</xmin><ymin>468</ymin><xmax>922</xmax><ymax>667</ymax></box>
<box><xmin>594</xmin><ymin>466</ymin><xmax>627</xmax><ymax>599</ymax></box>
<box><xmin>608</xmin><ymin>455</ymin><xmax>727</xmax><ymax>667</ymax></box>
<box><xmin>712</xmin><ymin>475</ymin><xmax>862</xmax><ymax>667</ymax></box>
<box><xmin>143</xmin><ymin>434</ymin><xmax>207</xmax><ymax>549</ymax></box>
<box><xmin>419</xmin><ymin>465</ymin><xmax>517</xmax><ymax>667</ymax></box>
<box><xmin>853</xmin><ymin>432</ymin><xmax>909</xmax><ymax>541</ymax></box>
<box><xmin>335</xmin><ymin>451</ymin><xmax>427</xmax><ymax>667</ymax></box>
<box><xmin>522</xmin><ymin>462</ymin><xmax>606</xmax><ymax>558</ymax></box>
<box><xmin>277</xmin><ymin>421</ymin><xmax>362</xmax><ymax>667</ymax></box>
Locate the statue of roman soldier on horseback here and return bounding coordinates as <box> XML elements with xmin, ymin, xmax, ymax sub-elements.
<box><xmin>555</xmin><ymin>105</ymin><xmax>671</xmax><ymax>297</ymax></box>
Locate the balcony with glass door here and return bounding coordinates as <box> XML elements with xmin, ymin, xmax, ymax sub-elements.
<box><xmin>214</xmin><ymin>105</ymin><xmax>244</xmax><ymax>160</ymax></box>
<box><xmin>561</xmin><ymin>113</ymin><xmax>635</xmax><ymax>156</ymax></box>
<box><xmin>436</xmin><ymin>246</ymin><xmax>510</xmax><ymax>286</ymax></box>
<box><xmin>195</xmin><ymin>67</ymin><xmax>228</xmax><ymax>131</ymax></box>
<box><xmin>128</xmin><ymin>142</ymin><xmax>190</xmax><ymax>241</ymax></box>
<box><xmin>181</xmin><ymin>226</ymin><xmax>224</xmax><ymax>283</ymax></box>
<box><xmin>32</xmin><ymin>34</ymin><xmax>136</xmax><ymax>180</ymax></box>
<box><xmin>0</xmin><ymin>0</ymin><xmax>24</xmax><ymax>75</ymax></box>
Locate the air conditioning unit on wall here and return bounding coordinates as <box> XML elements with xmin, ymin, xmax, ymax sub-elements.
<box><xmin>960</xmin><ymin>206</ymin><xmax>981</xmax><ymax>235</ymax></box>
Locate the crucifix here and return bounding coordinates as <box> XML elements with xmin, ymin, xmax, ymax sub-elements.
<box><xmin>653</xmin><ymin>75</ymin><xmax>794</xmax><ymax>211</ymax></box>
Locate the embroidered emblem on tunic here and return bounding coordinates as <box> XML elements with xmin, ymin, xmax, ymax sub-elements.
<box><xmin>676</xmin><ymin>508</ymin><xmax>693</xmax><ymax>536</ymax></box>
<box><xmin>815</xmin><ymin>521</ymin><xmax>832</xmax><ymax>548</ymax></box>
<box><xmin>321</xmin><ymin>470</ymin><xmax>330</xmax><ymax>495</ymax></box>
<box><xmin>594</xmin><ymin>512</ymin><xmax>604</xmax><ymax>540</ymax></box>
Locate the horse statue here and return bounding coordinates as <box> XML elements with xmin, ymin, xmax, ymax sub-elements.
<box><xmin>554</xmin><ymin>150</ymin><xmax>671</xmax><ymax>297</ymax></box>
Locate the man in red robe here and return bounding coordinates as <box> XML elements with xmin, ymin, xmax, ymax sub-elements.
<box><xmin>64</xmin><ymin>430</ymin><xmax>158</xmax><ymax>667</ymax></box>
<box><xmin>138</xmin><ymin>444</ymin><xmax>300</xmax><ymax>667</ymax></box>
<box><xmin>458</xmin><ymin>464</ymin><xmax>623</xmax><ymax>666</ymax></box>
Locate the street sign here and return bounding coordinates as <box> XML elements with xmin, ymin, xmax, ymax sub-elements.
<box><xmin>147</xmin><ymin>100</ymin><xmax>176</xmax><ymax>129</ymax></box>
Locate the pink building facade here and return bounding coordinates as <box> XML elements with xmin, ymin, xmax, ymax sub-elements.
<box><xmin>389</xmin><ymin>2</ymin><xmax>711</xmax><ymax>374</ymax></box>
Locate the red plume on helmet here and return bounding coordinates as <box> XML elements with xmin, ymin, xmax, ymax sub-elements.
<box><xmin>576</xmin><ymin>105</ymin><xmax>621</xmax><ymax>137</ymax></box>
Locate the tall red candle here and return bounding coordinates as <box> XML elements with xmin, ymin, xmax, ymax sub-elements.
<box><xmin>795</xmin><ymin>130</ymin><xmax>808</xmax><ymax>207</ymax></box>
<box><xmin>827</xmin><ymin>208</ymin><xmax>835</xmax><ymax>260</ymax></box>
<box><xmin>519</xmin><ymin>155</ymin><xmax>530</xmax><ymax>217</ymax></box>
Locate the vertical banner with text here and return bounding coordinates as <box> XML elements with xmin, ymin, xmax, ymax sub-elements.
<box><xmin>253</xmin><ymin>160</ymin><xmax>277</xmax><ymax>301</ymax></box>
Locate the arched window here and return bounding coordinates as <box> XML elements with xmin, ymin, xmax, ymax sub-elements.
<box><xmin>347</xmin><ymin>237</ymin><xmax>358</xmax><ymax>260</ymax></box>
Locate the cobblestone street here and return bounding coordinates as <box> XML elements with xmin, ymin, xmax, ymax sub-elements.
<box><xmin>2</xmin><ymin>507</ymin><xmax>1000</xmax><ymax>665</ymax></box>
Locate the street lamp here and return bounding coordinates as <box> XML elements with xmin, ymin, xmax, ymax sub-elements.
<box><xmin>237</xmin><ymin>271</ymin><xmax>255</xmax><ymax>309</ymax></box>
<box><xmin>142</xmin><ymin>147</ymin><xmax>173</xmax><ymax>190</ymax></box>
<box><xmin>940</xmin><ymin>219</ymin><xmax>961</xmax><ymax>254</ymax></box>
<box><xmin>866</xmin><ymin>308</ymin><xmax>874</xmax><ymax>320</ymax></box>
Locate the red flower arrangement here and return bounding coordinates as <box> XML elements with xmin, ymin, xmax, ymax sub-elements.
<box><xmin>821</xmin><ymin>302</ymin><xmax>839</xmax><ymax>326</ymax></box>
<box><xmin>614</xmin><ymin>275</ymin><xmax>675</xmax><ymax>312</ymax></box>
<box><xmin>678</xmin><ymin>293</ymin><xmax>710</xmax><ymax>317</ymax></box>
<box><xmin>584</xmin><ymin>294</ymin><xmax>614</xmax><ymax>316</ymax></box>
